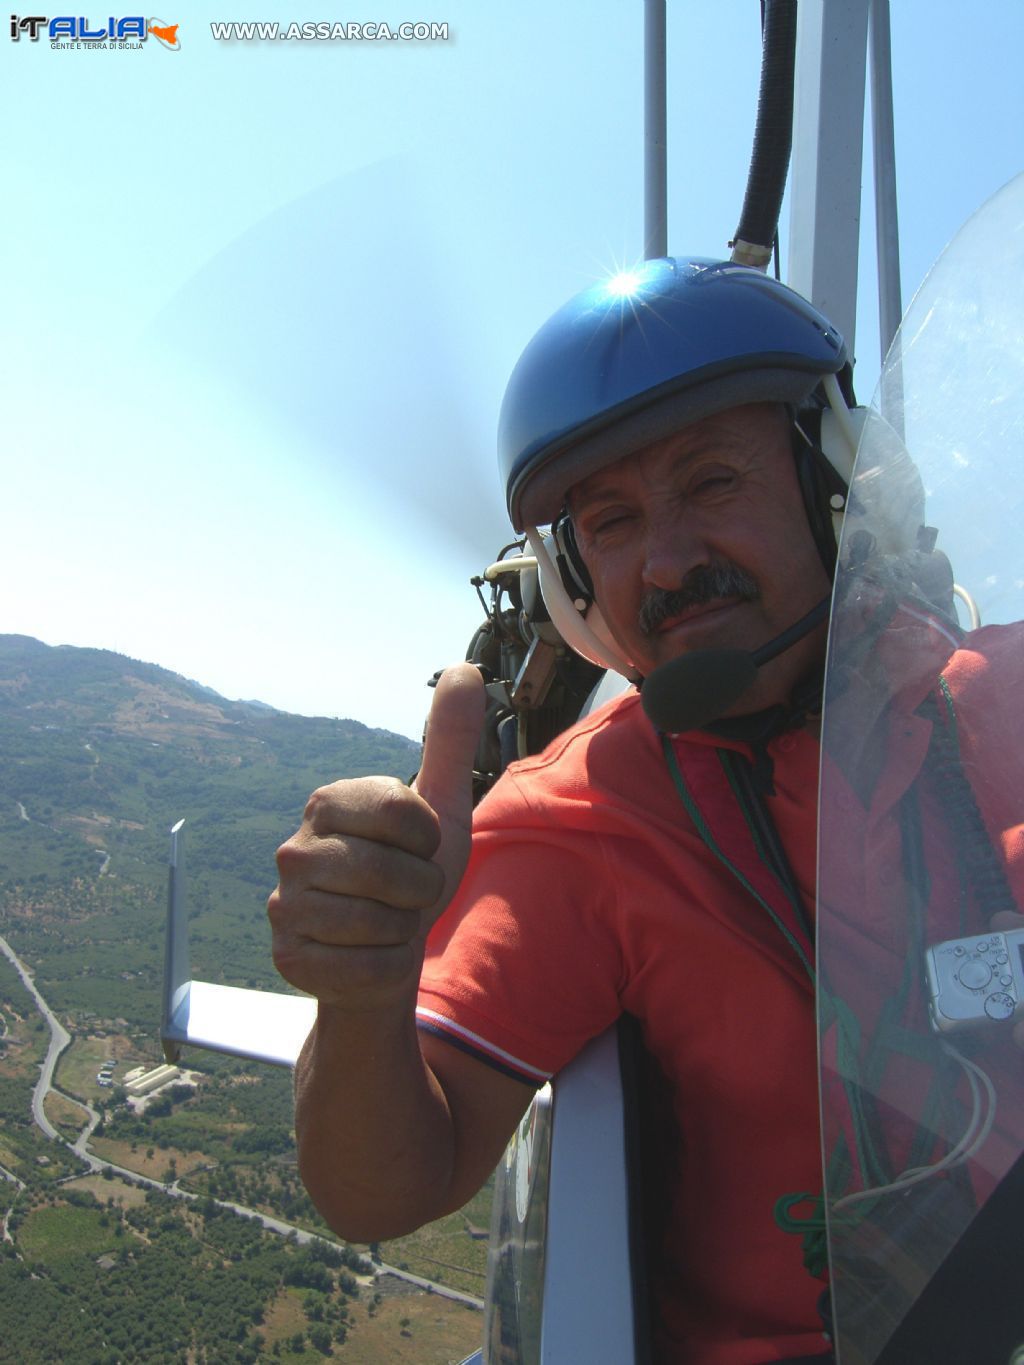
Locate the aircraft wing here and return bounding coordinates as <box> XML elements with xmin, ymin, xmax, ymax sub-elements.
<box><xmin>160</xmin><ymin>820</ymin><xmax>315</xmax><ymax>1067</ymax></box>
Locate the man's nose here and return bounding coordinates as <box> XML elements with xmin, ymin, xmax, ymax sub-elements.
<box><xmin>640</xmin><ymin>516</ymin><xmax>708</xmax><ymax>590</ymax></box>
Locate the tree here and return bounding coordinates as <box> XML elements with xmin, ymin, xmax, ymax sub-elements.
<box><xmin>308</xmin><ymin>1324</ymin><xmax>332</xmax><ymax>1355</ymax></box>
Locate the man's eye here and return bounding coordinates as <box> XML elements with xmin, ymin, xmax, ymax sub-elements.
<box><xmin>592</xmin><ymin>511</ymin><xmax>632</xmax><ymax>534</ymax></box>
<box><xmin>691</xmin><ymin>472</ymin><xmax>734</xmax><ymax>496</ymax></box>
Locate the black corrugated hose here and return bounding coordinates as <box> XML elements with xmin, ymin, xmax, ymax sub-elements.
<box><xmin>730</xmin><ymin>0</ymin><xmax>798</xmax><ymax>268</ymax></box>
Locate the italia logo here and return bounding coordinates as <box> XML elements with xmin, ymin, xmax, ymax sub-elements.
<box><xmin>9</xmin><ymin>15</ymin><xmax>180</xmax><ymax>48</ymax></box>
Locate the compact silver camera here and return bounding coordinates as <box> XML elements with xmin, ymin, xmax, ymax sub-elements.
<box><xmin>925</xmin><ymin>931</ymin><xmax>1024</xmax><ymax>1034</ymax></box>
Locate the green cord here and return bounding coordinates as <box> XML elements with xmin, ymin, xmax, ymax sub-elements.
<box><xmin>773</xmin><ymin>1193</ymin><xmax>830</xmax><ymax>1277</ymax></box>
<box><xmin>660</xmin><ymin>735</ymin><xmax>816</xmax><ymax>985</ymax></box>
<box><xmin>660</xmin><ymin>723</ymin><xmax>965</xmax><ymax>1273</ymax></box>
<box><xmin>660</xmin><ymin>733</ymin><xmax>834</xmax><ymax>1271</ymax></box>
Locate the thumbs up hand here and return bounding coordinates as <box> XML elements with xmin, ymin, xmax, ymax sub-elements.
<box><xmin>269</xmin><ymin>664</ymin><xmax>485</xmax><ymax>1010</ymax></box>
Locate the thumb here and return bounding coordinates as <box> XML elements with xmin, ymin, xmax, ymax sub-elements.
<box><xmin>413</xmin><ymin>663</ymin><xmax>485</xmax><ymax>888</ymax></box>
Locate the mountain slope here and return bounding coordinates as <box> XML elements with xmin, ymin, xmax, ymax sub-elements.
<box><xmin>0</xmin><ymin>634</ymin><xmax>422</xmax><ymax>1028</ymax></box>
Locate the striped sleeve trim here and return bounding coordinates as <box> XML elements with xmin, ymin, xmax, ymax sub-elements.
<box><xmin>415</xmin><ymin>1007</ymin><xmax>551</xmax><ymax>1088</ymax></box>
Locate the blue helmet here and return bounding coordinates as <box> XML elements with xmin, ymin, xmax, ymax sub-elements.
<box><xmin>499</xmin><ymin>256</ymin><xmax>848</xmax><ymax>532</ymax></box>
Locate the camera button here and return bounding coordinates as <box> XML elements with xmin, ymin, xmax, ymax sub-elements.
<box><xmin>959</xmin><ymin>960</ymin><xmax>992</xmax><ymax>990</ymax></box>
<box><xmin>985</xmin><ymin>992</ymin><xmax>1015</xmax><ymax>1020</ymax></box>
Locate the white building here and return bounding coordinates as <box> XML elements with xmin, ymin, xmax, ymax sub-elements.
<box><xmin>123</xmin><ymin>1063</ymin><xmax>180</xmax><ymax>1096</ymax></box>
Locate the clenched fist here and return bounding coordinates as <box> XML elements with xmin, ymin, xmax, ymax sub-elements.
<box><xmin>268</xmin><ymin>664</ymin><xmax>484</xmax><ymax>1011</ymax></box>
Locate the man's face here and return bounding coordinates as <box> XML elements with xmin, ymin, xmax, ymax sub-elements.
<box><xmin>568</xmin><ymin>403</ymin><xmax>832</xmax><ymax>713</ymax></box>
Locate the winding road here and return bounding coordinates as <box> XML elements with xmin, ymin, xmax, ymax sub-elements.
<box><xmin>0</xmin><ymin>934</ymin><xmax>70</xmax><ymax>1139</ymax></box>
<box><xmin>12</xmin><ymin>798</ymin><xmax>110</xmax><ymax>875</ymax></box>
<box><xmin>0</xmin><ymin>932</ymin><xmax>484</xmax><ymax>1309</ymax></box>
<box><xmin>0</xmin><ymin>1163</ymin><xmax>25</xmax><ymax>1244</ymax></box>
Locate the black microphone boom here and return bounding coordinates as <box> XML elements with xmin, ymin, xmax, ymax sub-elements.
<box><xmin>641</xmin><ymin>597</ymin><xmax>830</xmax><ymax>733</ymax></box>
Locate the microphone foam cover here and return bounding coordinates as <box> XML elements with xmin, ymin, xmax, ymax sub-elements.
<box><xmin>641</xmin><ymin>649</ymin><xmax>758</xmax><ymax>733</ymax></box>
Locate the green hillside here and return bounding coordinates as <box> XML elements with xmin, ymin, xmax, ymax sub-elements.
<box><xmin>0</xmin><ymin>635</ymin><xmax>487</xmax><ymax>1362</ymax></box>
<box><xmin>0</xmin><ymin>633</ymin><xmax>422</xmax><ymax>1024</ymax></box>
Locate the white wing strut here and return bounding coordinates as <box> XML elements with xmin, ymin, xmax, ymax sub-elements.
<box><xmin>160</xmin><ymin>820</ymin><xmax>315</xmax><ymax>1068</ymax></box>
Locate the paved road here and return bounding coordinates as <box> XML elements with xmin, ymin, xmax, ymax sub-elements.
<box><xmin>370</xmin><ymin>1259</ymin><xmax>484</xmax><ymax>1308</ymax></box>
<box><xmin>65</xmin><ymin>1090</ymin><xmax>102</xmax><ymax>1166</ymax></box>
<box><xmin>0</xmin><ymin>930</ymin><xmax>483</xmax><ymax>1310</ymax></box>
<box><xmin>211</xmin><ymin>1198</ymin><xmax>483</xmax><ymax>1307</ymax></box>
<box><xmin>1</xmin><ymin>1159</ymin><xmax>26</xmax><ymax>1244</ymax></box>
<box><xmin>0</xmin><ymin>934</ymin><xmax>70</xmax><ymax>1138</ymax></box>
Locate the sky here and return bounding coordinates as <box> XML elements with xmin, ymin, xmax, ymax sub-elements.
<box><xmin>2</xmin><ymin>3</ymin><xmax>1022</xmax><ymax>740</ymax></box>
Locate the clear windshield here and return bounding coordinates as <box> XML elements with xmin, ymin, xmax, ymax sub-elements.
<box><xmin>818</xmin><ymin>174</ymin><xmax>1024</xmax><ymax>1364</ymax></box>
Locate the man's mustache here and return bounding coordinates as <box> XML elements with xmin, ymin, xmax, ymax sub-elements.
<box><xmin>638</xmin><ymin>562</ymin><xmax>760</xmax><ymax>636</ymax></box>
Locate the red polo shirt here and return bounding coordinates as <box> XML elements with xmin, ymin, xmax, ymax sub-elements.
<box><xmin>419</xmin><ymin>689</ymin><xmax>826</xmax><ymax>1363</ymax></box>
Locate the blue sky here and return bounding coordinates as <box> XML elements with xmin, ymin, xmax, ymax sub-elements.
<box><xmin>2</xmin><ymin>3</ymin><xmax>1022</xmax><ymax>739</ymax></box>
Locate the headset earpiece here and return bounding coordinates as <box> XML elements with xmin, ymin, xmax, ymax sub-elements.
<box><xmin>792</xmin><ymin>409</ymin><xmax>848</xmax><ymax>578</ymax></box>
<box><xmin>551</xmin><ymin>512</ymin><xmax>595</xmax><ymax>607</ymax></box>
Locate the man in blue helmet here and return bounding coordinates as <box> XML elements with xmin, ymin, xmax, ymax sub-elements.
<box><xmin>269</xmin><ymin>259</ymin><xmax>1020</xmax><ymax>1364</ymax></box>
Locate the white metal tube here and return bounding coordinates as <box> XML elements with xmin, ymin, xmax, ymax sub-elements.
<box><xmin>787</xmin><ymin>0</ymin><xmax>870</xmax><ymax>355</ymax></box>
<box><xmin>483</xmin><ymin>556</ymin><xmax>538</xmax><ymax>580</ymax></box>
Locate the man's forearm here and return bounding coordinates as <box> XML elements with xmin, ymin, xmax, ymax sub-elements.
<box><xmin>275</xmin><ymin>669</ymin><xmax>523</xmax><ymax>1241</ymax></box>
<box><xmin>294</xmin><ymin>1000</ymin><xmax>457</xmax><ymax>1244</ymax></box>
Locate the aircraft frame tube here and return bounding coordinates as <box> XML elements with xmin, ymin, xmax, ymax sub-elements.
<box><xmin>644</xmin><ymin>0</ymin><xmax>667</xmax><ymax>259</ymax></box>
<box><xmin>869</xmin><ymin>0</ymin><xmax>903</xmax><ymax>361</ymax></box>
